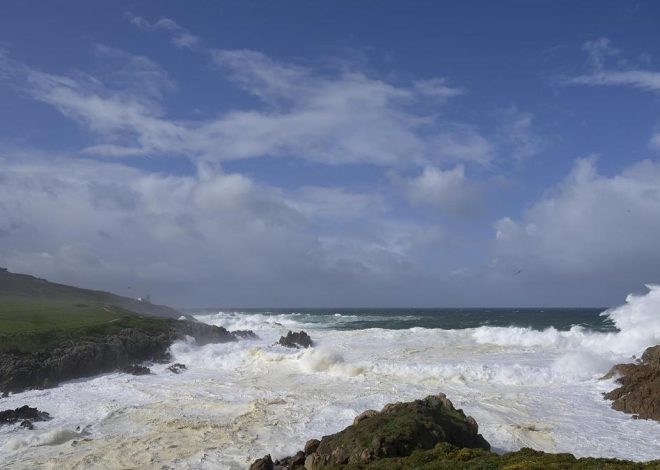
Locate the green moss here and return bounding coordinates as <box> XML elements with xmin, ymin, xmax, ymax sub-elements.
<box><xmin>340</xmin><ymin>443</ymin><xmax>658</xmax><ymax>469</ymax></box>
<box><xmin>0</xmin><ymin>296</ymin><xmax>172</xmax><ymax>353</ymax></box>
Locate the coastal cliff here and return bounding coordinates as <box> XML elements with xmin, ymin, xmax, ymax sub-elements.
<box><xmin>0</xmin><ymin>269</ymin><xmax>256</xmax><ymax>393</ymax></box>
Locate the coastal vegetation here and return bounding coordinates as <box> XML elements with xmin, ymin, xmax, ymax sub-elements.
<box><xmin>0</xmin><ymin>269</ymin><xmax>254</xmax><ymax>393</ymax></box>
<box><xmin>252</xmin><ymin>394</ymin><xmax>660</xmax><ymax>470</ymax></box>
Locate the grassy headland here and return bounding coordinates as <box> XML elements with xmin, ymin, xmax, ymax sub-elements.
<box><xmin>0</xmin><ymin>269</ymin><xmax>176</xmax><ymax>354</ymax></box>
<box><xmin>0</xmin><ymin>269</ymin><xmax>249</xmax><ymax>393</ymax></box>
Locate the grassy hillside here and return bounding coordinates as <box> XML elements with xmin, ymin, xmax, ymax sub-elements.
<box><xmin>0</xmin><ymin>270</ymin><xmax>177</xmax><ymax>353</ymax></box>
<box><xmin>0</xmin><ymin>270</ymin><xmax>181</xmax><ymax>319</ymax></box>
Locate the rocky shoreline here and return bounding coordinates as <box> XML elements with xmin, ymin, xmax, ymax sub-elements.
<box><xmin>0</xmin><ymin>319</ymin><xmax>257</xmax><ymax>394</ymax></box>
<box><xmin>603</xmin><ymin>344</ymin><xmax>660</xmax><ymax>421</ymax></box>
<box><xmin>251</xmin><ymin>393</ymin><xmax>660</xmax><ymax>470</ymax></box>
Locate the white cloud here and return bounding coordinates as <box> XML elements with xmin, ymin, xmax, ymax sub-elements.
<box><xmin>126</xmin><ymin>13</ymin><xmax>200</xmax><ymax>50</ymax></box>
<box><xmin>394</xmin><ymin>165</ymin><xmax>483</xmax><ymax>216</ymax></box>
<box><xmin>568</xmin><ymin>70</ymin><xmax>660</xmax><ymax>93</ymax></box>
<box><xmin>430</xmin><ymin>126</ymin><xmax>495</xmax><ymax>165</ymax></box>
<box><xmin>496</xmin><ymin>107</ymin><xmax>545</xmax><ymax>162</ymax></box>
<box><xmin>413</xmin><ymin>78</ymin><xmax>464</xmax><ymax>101</ymax></box>
<box><xmin>3</xmin><ymin>46</ymin><xmax>483</xmax><ymax>167</ymax></box>
<box><xmin>492</xmin><ymin>157</ymin><xmax>660</xmax><ymax>303</ymax></box>
<box><xmin>288</xmin><ymin>186</ymin><xmax>382</xmax><ymax>222</ymax></box>
<box><xmin>567</xmin><ymin>37</ymin><xmax>660</xmax><ymax>93</ymax></box>
<box><xmin>0</xmin><ymin>153</ymin><xmax>454</xmax><ymax>306</ymax></box>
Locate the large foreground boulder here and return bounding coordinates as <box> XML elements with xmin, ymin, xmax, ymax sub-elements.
<box><xmin>603</xmin><ymin>344</ymin><xmax>660</xmax><ymax>421</ymax></box>
<box><xmin>252</xmin><ymin>393</ymin><xmax>489</xmax><ymax>470</ymax></box>
<box><xmin>305</xmin><ymin>394</ymin><xmax>489</xmax><ymax>468</ymax></box>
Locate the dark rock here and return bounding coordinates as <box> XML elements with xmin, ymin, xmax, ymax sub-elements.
<box><xmin>173</xmin><ymin>320</ymin><xmax>236</xmax><ymax>346</ymax></box>
<box><xmin>0</xmin><ymin>328</ymin><xmax>173</xmax><ymax>393</ymax></box>
<box><xmin>289</xmin><ymin>451</ymin><xmax>305</xmax><ymax>468</ymax></box>
<box><xmin>304</xmin><ymin>438</ymin><xmax>320</xmax><ymax>455</ymax></box>
<box><xmin>167</xmin><ymin>363</ymin><xmax>187</xmax><ymax>374</ymax></box>
<box><xmin>278</xmin><ymin>331</ymin><xmax>313</xmax><ymax>349</ymax></box>
<box><xmin>260</xmin><ymin>393</ymin><xmax>489</xmax><ymax>469</ymax></box>
<box><xmin>0</xmin><ymin>321</ymin><xmax>257</xmax><ymax>394</ymax></box>
<box><xmin>308</xmin><ymin>393</ymin><xmax>489</xmax><ymax>468</ymax></box>
<box><xmin>20</xmin><ymin>420</ymin><xmax>33</xmax><ymax>430</ymax></box>
<box><xmin>232</xmin><ymin>329</ymin><xmax>259</xmax><ymax>340</ymax></box>
<box><xmin>249</xmin><ymin>454</ymin><xmax>273</xmax><ymax>470</ymax></box>
<box><xmin>0</xmin><ymin>405</ymin><xmax>50</xmax><ymax>426</ymax></box>
<box><xmin>603</xmin><ymin>344</ymin><xmax>660</xmax><ymax>421</ymax></box>
<box><xmin>119</xmin><ymin>364</ymin><xmax>150</xmax><ymax>375</ymax></box>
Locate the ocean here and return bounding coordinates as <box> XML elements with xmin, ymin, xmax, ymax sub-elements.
<box><xmin>1</xmin><ymin>287</ymin><xmax>660</xmax><ymax>468</ymax></box>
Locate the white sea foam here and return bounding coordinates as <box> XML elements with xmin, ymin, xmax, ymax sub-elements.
<box><xmin>1</xmin><ymin>287</ymin><xmax>659</xmax><ymax>469</ymax></box>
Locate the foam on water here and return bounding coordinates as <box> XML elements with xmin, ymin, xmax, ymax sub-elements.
<box><xmin>1</xmin><ymin>287</ymin><xmax>659</xmax><ymax>468</ymax></box>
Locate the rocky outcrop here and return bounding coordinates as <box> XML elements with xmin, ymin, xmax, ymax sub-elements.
<box><xmin>0</xmin><ymin>320</ymin><xmax>257</xmax><ymax>394</ymax></box>
<box><xmin>167</xmin><ymin>363</ymin><xmax>187</xmax><ymax>374</ymax></box>
<box><xmin>0</xmin><ymin>328</ymin><xmax>173</xmax><ymax>393</ymax></box>
<box><xmin>119</xmin><ymin>364</ymin><xmax>151</xmax><ymax>375</ymax></box>
<box><xmin>0</xmin><ymin>405</ymin><xmax>50</xmax><ymax>427</ymax></box>
<box><xmin>250</xmin><ymin>454</ymin><xmax>274</xmax><ymax>470</ymax></box>
<box><xmin>252</xmin><ymin>394</ymin><xmax>658</xmax><ymax>469</ymax></box>
<box><xmin>278</xmin><ymin>331</ymin><xmax>313</xmax><ymax>349</ymax></box>
<box><xmin>604</xmin><ymin>345</ymin><xmax>660</xmax><ymax>421</ymax></box>
<box><xmin>253</xmin><ymin>393</ymin><xmax>489</xmax><ymax>469</ymax></box>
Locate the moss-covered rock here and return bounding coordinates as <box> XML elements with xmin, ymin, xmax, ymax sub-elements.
<box><xmin>252</xmin><ymin>394</ymin><xmax>660</xmax><ymax>470</ymax></box>
<box><xmin>341</xmin><ymin>443</ymin><xmax>657</xmax><ymax>469</ymax></box>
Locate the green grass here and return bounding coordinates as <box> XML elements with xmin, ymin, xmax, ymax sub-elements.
<box><xmin>342</xmin><ymin>443</ymin><xmax>659</xmax><ymax>469</ymax></box>
<box><xmin>0</xmin><ymin>296</ymin><xmax>172</xmax><ymax>353</ymax></box>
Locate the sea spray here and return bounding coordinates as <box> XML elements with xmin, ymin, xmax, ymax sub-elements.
<box><xmin>2</xmin><ymin>288</ymin><xmax>660</xmax><ymax>468</ymax></box>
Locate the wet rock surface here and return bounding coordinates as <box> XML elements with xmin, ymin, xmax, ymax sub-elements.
<box><xmin>167</xmin><ymin>363</ymin><xmax>187</xmax><ymax>374</ymax></box>
<box><xmin>118</xmin><ymin>364</ymin><xmax>151</xmax><ymax>375</ymax></box>
<box><xmin>0</xmin><ymin>320</ymin><xmax>257</xmax><ymax>394</ymax></box>
<box><xmin>0</xmin><ymin>405</ymin><xmax>50</xmax><ymax>427</ymax></box>
<box><xmin>278</xmin><ymin>330</ymin><xmax>313</xmax><ymax>349</ymax></box>
<box><xmin>604</xmin><ymin>344</ymin><xmax>660</xmax><ymax>421</ymax></box>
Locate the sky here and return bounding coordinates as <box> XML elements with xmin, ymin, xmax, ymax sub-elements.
<box><xmin>1</xmin><ymin>1</ymin><xmax>659</xmax><ymax>307</ymax></box>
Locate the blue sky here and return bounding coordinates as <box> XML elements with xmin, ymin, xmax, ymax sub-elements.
<box><xmin>1</xmin><ymin>1</ymin><xmax>659</xmax><ymax>307</ymax></box>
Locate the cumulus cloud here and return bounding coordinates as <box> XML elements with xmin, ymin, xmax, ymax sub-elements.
<box><xmin>0</xmin><ymin>17</ymin><xmax>558</xmax><ymax>306</ymax></box>
<box><xmin>0</xmin><ymin>153</ymin><xmax>456</xmax><ymax>306</ymax></box>
<box><xmin>394</xmin><ymin>165</ymin><xmax>483</xmax><ymax>216</ymax></box>
<box><xmin>491</xmin><ymin>157</ymin><xmax>660</xmax><ymax>304</ymax></box>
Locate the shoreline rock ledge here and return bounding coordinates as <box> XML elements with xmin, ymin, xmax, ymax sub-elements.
<box><xmin>251</xmin><ymin>393</ymin><xmax>489</xmax><ymax>470</ymax></box>
<box><xmin>603</xmin><ymin>344</ymin><xmax>660</xmax><ymax>421</ymax></box>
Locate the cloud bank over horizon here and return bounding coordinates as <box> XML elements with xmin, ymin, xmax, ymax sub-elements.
<box><xmin>1</xmin><ymin>3</ymin><xmax>659</xmax><ymax>307</ymax></box>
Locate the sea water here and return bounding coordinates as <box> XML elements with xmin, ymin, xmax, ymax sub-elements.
<box><xmin>1</xmin><ymin>286</ymin><xmax>660</xmax><ymax>469</ymax></box>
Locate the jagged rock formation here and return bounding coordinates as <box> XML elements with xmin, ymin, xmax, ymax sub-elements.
<box><xmin>0</xmin><ymin>320</ymin><xmax>257</xmax><ymax>394</ymax></box>
<box><xmin>0</xmin><ymin>405</ymin><xmax>50</xmax><ymax>428</ymax></box>
<box><xmin>167</xmin><ymin>363</ymin><xmax>187</xmax><ymax>374</ymax></box>
<box><xmin>278</xmin><ymin>330</ymin><xmax>313</xmax><ymax>349</ymax></box>
<box><xmin>604</xmin><ymin>344</ymin><xmax>660</xmax><ymax>421</ymax></box>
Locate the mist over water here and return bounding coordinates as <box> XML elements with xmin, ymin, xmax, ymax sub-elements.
<box><xmin>1</xmin><ymin>287</ymin><xmax>659</xmax><ymax>468</ymax></box>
